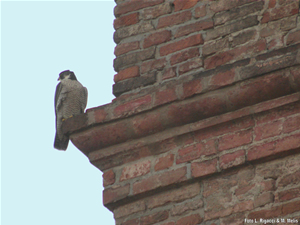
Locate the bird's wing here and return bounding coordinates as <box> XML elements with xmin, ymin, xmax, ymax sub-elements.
<box><xmin>55</xmin><ymin>82</ymin><xmax>62</xmax><ymax>114</ymax></box>
<box><xmin>81</xmin><ymin>86</ymin><xmax>88</xmax><ymax>113</ymax></box>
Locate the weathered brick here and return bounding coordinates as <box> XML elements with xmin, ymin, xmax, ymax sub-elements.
<box><xmin>133</xmin><ymin>166</ymin><xmax>187</xmax><ymax>195</ymax></box>
<box><xmin>233</xmin><ymin>200</ymin><xmax>254</xmax><ymax>213</ymax></box>
<box><xmin>278</xmin><ymin>170</ymin><xmax>300</xmax><ymax>187</ymax></box>
<box><xmin>283</xmin><ymin>114</ymin><xmax>300</xmax><ymax>133</ymax></box>
<box><xmin>205</xmin><ymin>207</ymin><xmax>233</xmax><ymax>221</ymax></box>
<box><xmin>162</xmin><ymin>67</ymin><xmax>177</xmax><ymax>80</ymax></box>
<box><xmin>202</xmin><ymin>38</ymin><xmax>229</xmax><ymax>56</ymax></box>
<box><xmin>114</xmin><ymin>95</ymin><xmax>152</xmax><ymax>117</ymax></box>
<box><xmin>260</xmin><ymin>179</ymin><xmax>276</xmax><ymax>192</ymax></box>
<box><xmin>154</xmin><ymin>154</ymin><xmax>174</xmax><ymax>171</ymax></box>
<box><xmin>218</xmin><ymin>129</ymin><xmax>252</xmax><ymax>151</ymax></box>
<box><xmin>114</xmin><ymin>41</ymin><xmax>140</xmax><ymax>56</ymax></box>
<box><xmin>195</xmin><ymin>5</ymin><xmax>206</xmax><ymax>18</ymax></box>
<box><xmin>176</xmin><ymin>141</ymin><xmax>217</xmax><ymax>164</ymax></box>
<box><xmin>214</xmin><ymin>1</ymin><xmax>264</xmax><ymax>26</ymax></box>
<box><xmin>91</xmin><ymin>107</ymin><xmax>108</xmax><ymax>123</ymax></box>
<box><xmin>208</xmin><ymin>69</ymin><xmax>235</xmax><ymax>90</ymax></box>
<box><xmin>114</xmin><ymin>66</ymin><xmax>140</xmax><ymax>82</ymax></box>
<box><xmin>231</xmin><ymin>29</ymin><xmax>257</xmax><ymax>48</ymax></box>
<box><xmin>113</xmin><ymin>72</ymin><xmax>157</xmax><ymax>97</ymax></box>
<box><xmin>191</xmin><ymin>158</ymin><xmax>218</xmax><ymax>178</ymax></box>
<box><xmin>132</xmin><ymin>111</ymin><xmax>163</xmax><ymax>137</ymax></box>
<box><xmin>120</xmin><ymin>160</ymin><xmax>151</xmax><ymax>181</ymax></box>
<box><xmin>206</xmin><ymin>15</ymin><xmax>259</xmax><ymax>41</ymax></box>
<box><xmin>269</xmin><ymin>0</ymin><xmax>276</xmax><ymax>8</ymax></box>
<box><xmin>254</xmin><ymin>192</ymin><xmax>274</xmax><ymax>207</ymax></box>
<box><xmin>140</xmin><ymin>211</ymin><xmax>169</xmax><ymax>225</ymax></box>
<box><xmin>154</xmin><ymin>87</ymin><xmax>178</xmax><ymax>106</ymax></box>
<box><xmin>160</xmin><ymin>34</ymin><xmax>203</xmax><ymax>56</ymax></box>
<box><xmin>103</xmin><ymin>184</ymin><xmax>130</xmax><ymax>205</ymax></box>
<box><xmin>157</xmin><ymin>11</ymin><xmax>192</xmax><ymax>29</ymax></box>
<box><xmin>286</xmin><ymin>30</ymin><xmax>300</xmax><ymax>46</ymax></box>
<box><xmin>176</xmin><ymin>214</ymin><xmax>203</xmax><ymax>225</ymax></box>
<box><xmin>182</xmin><ymin>79</ymin><xmax>203</xmax><ymax>98</ymax></box>
<box><xmin>278</xmin><ymin>187</ymin><xmax>300</xmax><ymax>202</ymax></box>
<box><xmin>114</xmin><ymin>21</ymin><xmax>154</xmax><ymax>43</ymax></box>
<box><xmin>142</xmin><ymin>2</ymin><xmax>172</xmax><ymax>20</ymax></box>
<box><xmin>178</xmin><ymin>57</ymin><xmax>203</xmax><ymax>75</ymax></box>
<box><xmin>114</xmin><ymin>0</ymin><xmax>164</xmax><ymax>16</ymax></box>
<box><xmin>103</xmin><ymin>169</ymin><xmax>115</xmax><ymax>186</ymax></box>
<box><xmin>114</xmin><ymin>12</ymin><xmax>139</xmax><ymax>30</ymax></box>
<box><xmin>235</xmin><ymin>183</ymin><xmax>255</xmax><ymax>196</ymax></box>
<box><xmin>170</xmin><ymin>47</ymin><xmax>200</xmax><ymax>65</ymax></box>
<box><xmin>171</xmin><ymin>198</ymin><xmax>204</xmax><ymax>216</ymax></box>
<box><xmin>254</xmin><ymin>120</ymin><xmax>282</xmax><ymax>141</ymax></box>
<box><xmin>175</xmin><ymin>20</ymin><xmax>214</xmax><ymax>38</ymax></box>
<box><xmin>220</xmin><ymin>150</ymin><xmax>245</xmax><ymax>170</ymax></box>
<box><xmin>261</xmin><ymin>2</ymin><xmax>299</xmax><ymax>24</ymax></box>
<box><xmin>121</xmin><ymin>218</ymin><xmax>139</xmax><ymax>225</ymax></box>
<box><xmin>147</xmin><ymin>183</ymin><xmax>201</xmax><ymax>209</ymax></box>
<box><xmin>210</xmin><ymin>0</ymin><xmax>258</xmax><ymax>13</ymax></box>
<box><xmin>114</xmin><ymin>47</ymin><xmax>155</xmax><ymax>72</ymax></box>
<box><xmin>143</xmin><ymin>30</ymin><xmax>172</xmax><ymax>48</ymax></box>
<box><xmin>141</xmin><ymin>58</ymin><xmax>167</xmax><ymax>74</ymax></box>
<box><xmin>282</xmin><ymin>200</ymin><xmax>300</xmax><ymax>216</ymax></box>
<box><xmin>174</xmin><ymin>0</ymin><xmax>198</xmax><ymax>12</ymax></box>
<box><xmin>114</xmin><ymin>200</ymin><xmax>146</xmax><ymax>219</ymax></box>
<box><xmin>248</xmin><ymin>205</ymin><xmax>282</xmax><ymax>219</ymax></box>
<box><xmin>248</xmin><ymin>133</ymin><xmax>300</xmax><ymax>161</ymax></box>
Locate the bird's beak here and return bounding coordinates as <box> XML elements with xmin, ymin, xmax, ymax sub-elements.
<box><xmin>57</xmin><ymin>77</ymin><xmax>60</xmax><ymax>81</ymax></box>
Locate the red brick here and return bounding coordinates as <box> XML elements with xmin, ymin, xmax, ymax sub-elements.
<box><xmin>220</xmin><ymin>150</ymin><xmax>245</xmax><ymax>170</ymax></box>
<box><xmin>114</xmin><ymin>200</ymin><xmax>146</xmax><ymax>219</ymax></box>
<box><xmin>254</xmin><ymin>192</ymin><xmax>274</xmax><ymax>207</ymax></box>
<box><xmin>103</xmin><ymin>169</ymin><xmax>115</xmax><ymax>186</ymax></box>
<box><xmin>176</xmin><ymin>214</ymin><xmax>203</xmax><ymax>225</ymax></box>
<box><xmin>174</xmin><ymin>0</ymin><xmax>198</xmax><ymax>12</ymax></box>
<box><xmin>133</xmin><ymin>166</ymin><xmax>187</xmax><ymax>195</ymax></box>
<box><xmin>205</xmin><ymin>207</ymin><xmax>233</xmax><ymax>221</ymax></box>
<box><xmin>286</xmin><ymin>30</ymin><xmax>300</xmax><ymax>45</ymax></box>
<box><xmin>177</xmin><ymin>141</ymin><xmax>217</xmax><ymax>164</ymax></box>
<box><xmin>170</xmin><ymin>47</ymin><xmax>199</xmax><ymax>65</ymax></box>
<box><xmin>142</xmin><ymin>2</ymin><xmax>172</xmax><ymax>20</ymax></box>
<box><xmin>233</xmin><ymin>200</ymin><xmax>254</xmax><ymax>213</ymax></box>
<box><xmin>157</xmin><ymin>10</ymin><xmax>192</xmax><ymax>29</ymax></box>
<box><xmin>195</xmin><ymin>5</ymin><xmax>206</xmax><ymax>18</ymax></box>
<box><xmin>140</xmin><ymin>211</ymin><xmax>169</xmax><ymax>225</ymax></box>
<box><xmin>141</xmin><ymin>58</ymin><xmax>167</xmax><ymax>74</ymax></box>
<box><xmin>114</xmin><ymin>12</ymin><xmax>139</xmax><ymax>30</ymax></box>
<box><xmin>154</xmin><ymin>154</ymin><xmax>174</xmax><ymax>171</ymax></box>
<box><xmin>191</xmin><ymin>158</ymin><xmax>218</xmax><ymax>178</ymax></box>
<box><xmin>114</xmin><ymin>0</ymin><xmax>164</xmax><ymax>16</ymax></box>
<box><xmin>178</xmin><ymin>57</ymin><xmax>203</xmax><ymax>75</ymax></box>
<box><xmin>204</xmin><ymin>51</ymin><xmax>234</xmax><ymax>70</ymax></box>
<box><xmin>278</xmin><ymin>187</ymin><xmax>300</xmax><ymax>202</ymax></box>
<box><xmin>93</xmin><ymin>108</ymin><xmax>108</xmax><ymax>123</ymax></box>
<box><xmin>160</xmin><ymin>34</ymin><xmax>203</xmax><ymax>56</ymax></box>
<box><xmin>235</xmin><ymin>183</ymin><xmax>255</xmax><ymax>196</ymax></box>
<box><xmin>114</xmin><ymin>41</ymin><xmax>140</xmax><ymax>56</ymax></box>
<box><xmin>103</xmin><ymin>184</ymin><xmax>130</xmax><ymax>205</ymax></box>
<box><xmin>278</xmin><ymin>170</ymin><xmax>300</xmax><ymax>187</ymax></box>
<box><xmin>254</xmin><ymin>120</ymin><xmax>282</xmax><ymax>141</ymax></box>
<box><xmin>171</xmin><ymin>199</ymin><xmax>204</xmax><ymax>216</ymax></box>
<box><xmin>261</xmin><ymin>2</ymin><xmax>299</xmax><ymax>23</ymax></box>
<box><xmin>248</xmin><ymin>205</ymin><xmax>282</xmax><ymax>219</ymax></box>
<box><xmin>210</xmin><ymin>0</ymin><xmax>258</xmax><ymax>13</ymax></box>
<box><xmin>120</xmin><ymin>160</ymin><xmax>151</xmax><ymax>181</ymax></box>
<box><xmin>283</xmin><ymin>115</ymin><xmax>300</xmax><ymax>133</ymax></box>
<box><xmin>209</xmin><ymin>69</ymin><xmax>235</xmax><ymax>90</ymax></box>
<box><xmin>175</xmin><ymin>20</ymin><xmax>214</xmax><ymax>38</ymax></box>
<box><xmin>132</xmin><ymin>112</ymin><xmax>163</xmax><ymax>137</ymax></box>
<box><xmin>282</xmin><ymin>200</ymin><xmax>300</xmax><ymax>216</ymax></box>
<box><xmin>160</xmin><ymin>223</ymin><xmax>175</xmax><ymax>225</ymax></box>
<box><xmin>218</xmin><ymin>129</ymin><xmax>252</xmax><ymax>151</ymax></box>
<box><xmin>154</xmin><ymin>87</ymin><xmax>178</xmax><ymax>106</ymax></box>
<box><xmin>248</xmin><ymin>133</ymin><xmax>300</xmax><ymax>161</ymax></box>
<box><xmin>147</xmin><ymin>183</ymin><xmax>201</xmax><ymax>209</ymax></box>
<box><xmin>114</xmin><ymin>95</ymin><xmax>151</xmax><ymax>117</ymax></box>
<box><xmin>162</xmin><ymin>67</ymin><xmax>177</xmax><ymax>80</ymax></box>
<box><xmin>143</xmin><ymin>30</ymin><xmax>172</xmax><ymax>48</ymax></box>
<box><xmin>183</xmin><ymin>79</ymin><xmax>203</xmax><ymax>98</ymax></box>
<box><xmin>121</xmin><ymin>218</ymin><xmax>139</xmax><ymax>225</ymax></box>
<box><xmin>260</xmin><ymin>179</ymin><xmax>276</xmax><ymax>192</ymax></box>
<box><xmin>114</xmin><ymin>66</ymin><xmax>140</xmax><ymax>82</ymax></box>
<box><xmin>269</xmin><ymin>0</ymin><xmax>276</xmax><ymax>8</ymax></box>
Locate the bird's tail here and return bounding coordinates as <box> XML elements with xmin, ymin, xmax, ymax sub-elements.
<box><xmin>54</xmin><ymin>133</ymin><xmax>69</xmax><ymax>150</ymax></box>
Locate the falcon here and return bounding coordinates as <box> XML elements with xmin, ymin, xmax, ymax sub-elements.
<box><xmin>54</xmin><ymin>70</ymin><xmax>88</xmax><ymax>150</ymax></box>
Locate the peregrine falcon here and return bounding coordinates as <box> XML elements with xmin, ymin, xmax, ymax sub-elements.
<box><xmin>54</xmin><ymin>70</ymin><xmax>88</xmax><ymax>150</ymax></box>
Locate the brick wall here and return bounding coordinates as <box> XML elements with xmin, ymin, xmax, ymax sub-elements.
<box><xmin>63</xmin><ymin>0</ymin><xmax>300</xmax><ymax>224</ymax></box>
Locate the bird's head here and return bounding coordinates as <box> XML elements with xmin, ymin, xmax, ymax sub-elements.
<box><xmin>58</xmin><ymin>70</ymin><xmax>77</xmax><ymax>81</ymax></box>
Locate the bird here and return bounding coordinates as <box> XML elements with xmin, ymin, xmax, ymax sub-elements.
<box><xmin>54</xmin><ymin>70</ymin><xmax>88</xmax><ymax>150</ymax></box>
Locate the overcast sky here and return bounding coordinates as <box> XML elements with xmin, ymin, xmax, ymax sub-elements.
<box><xmin>1</xmin><ymin>1</ymin><xmax>116</xmax><ymax>224</ymax></box>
